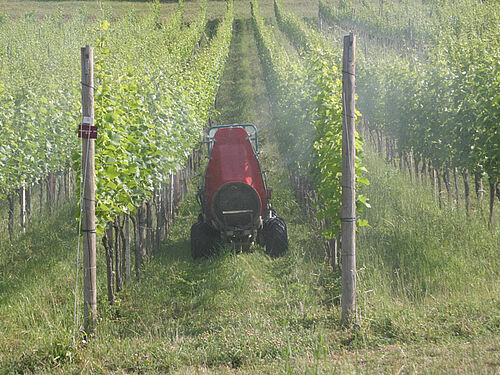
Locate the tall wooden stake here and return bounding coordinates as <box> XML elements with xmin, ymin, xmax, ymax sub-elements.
<box><xmin>125</xmin><ymin>214</ymin><xmax>131</xmax><ymax>285</ymax></box>
<box><xmin>8</xmin><ymin>195</ymin><xmax>14</xmax><ymax>241</ymax></box>
<box><xmin>489</xmin><ymin>179</ymin><xmax>496</xmax><ymax>227</ymax></box>
<box><xmin>341</xmin><ymin>33</ymin><xmax>357</xmax><ymax>326</ymax></box>
<box><xmin>81</xmin><ymin>45</ymin><xmax>97</xmax><ymax>332</ymax></box>
<box><xmin>20</xmin><ymin>182</ymin><xmax>26</xmax><ymax>234</ymax></box>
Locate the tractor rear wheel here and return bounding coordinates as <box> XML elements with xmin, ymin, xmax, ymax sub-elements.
<box><xmin>263</xmin><ymin>216</ymin><xmax>288</xmax><ymax>257</ymax></box>
<box><xmin>191</xmin><ymin>221</ymin><xmax>219</xmax><ymax>259</ymax></box>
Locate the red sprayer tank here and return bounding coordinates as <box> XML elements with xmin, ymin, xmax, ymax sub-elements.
<box><xmin>191</xmin><ymin>124</ymin><xmax>288</xmax><ymax>258</ymax></box>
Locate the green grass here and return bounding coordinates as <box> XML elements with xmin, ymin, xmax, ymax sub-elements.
<box><xmin>0</xmin><ymin>1</ymin><xmax>499</xmax><ymax>373</ymax></box>
<box><xmin>215</xmin><ymin>18</ymin><xmax>257</xmax><ymax>124</ymax></box>
<box><xmin>0</xmin><ymin>0</ymin><xmax>319</xmax><ymax>21</ymax></box>
<box><xmin>2</xmin><ymin>154</ymin><xmax>498</xmax><ymax>373</ymax></box>
<box><xmin>354</xmin><ymin>149</ymin><xmax>500</xmax><ymax>347</ymax></box>
<box><xmin>0</xmin><ymin>1</ymin><xmax>176</xmax><ymax>20</ymax></box>
<box><xmin>0</xmin><ymin>202</ymin><xmax>87</xmax><ymax>372</ymax></box>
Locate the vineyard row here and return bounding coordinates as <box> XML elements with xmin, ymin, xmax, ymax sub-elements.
<box><xmin>319</xmin><ymin>0</ymin><xmax>499</xmax><ymax>223</ymax></box>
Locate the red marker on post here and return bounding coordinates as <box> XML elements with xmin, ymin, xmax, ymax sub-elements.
<box><xmin>78</xmin><ymin>116</ymin><xmax>97</xmax><ymax>139</ymax></box>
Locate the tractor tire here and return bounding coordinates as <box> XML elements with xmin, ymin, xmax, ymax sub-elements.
<box><xmin>256</xmin><ymin>229</ymin><xmax>265</xmax><ymax>247</ymax></box>
<box><xmin>191</xmin><ymin>221</ymin><xmax>219</xmax><ymax>259</ymax></box>
<box><xmin>263</xmin><ymin>216</ymin><xmax>288</xmax><ymax>257</ymax></box>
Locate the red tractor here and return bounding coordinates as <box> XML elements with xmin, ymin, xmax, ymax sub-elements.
<box><xmin>191</xmin><ymin>124</ymin><xmax>288</xmax><ymax>258</ymax></box>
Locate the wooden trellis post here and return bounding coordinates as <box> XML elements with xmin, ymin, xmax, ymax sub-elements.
<box><xmin>80</xmin><ymin>45</ymin><xmax>97</xmax><ymax>332</ymax></box>
<box><xmin>341</xmin><ymin>33</ymin><xmax>358</xmax><ymax>326</ymax></box>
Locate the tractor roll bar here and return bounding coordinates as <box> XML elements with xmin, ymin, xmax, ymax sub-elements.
<box><xmin>206</xmin><ymin>124</ymin><xmax>258</xmax><ymax>152</ymax></box>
